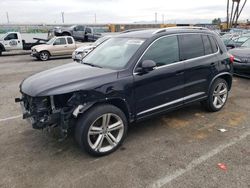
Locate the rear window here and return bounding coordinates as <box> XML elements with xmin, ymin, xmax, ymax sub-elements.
<box><xmin>67</xmin><ymin>37</ymin><xmax>73</xmax><ymax>44</ymax></box>
<box><xmin>179</xmin><ymin>34</ymin><xmax>204</xmax><ymax>60</ymax></box>
<box><xmin>202</xmin><ymin>35</ymin><xmax>213</xmax><ymax>55</ymax></box>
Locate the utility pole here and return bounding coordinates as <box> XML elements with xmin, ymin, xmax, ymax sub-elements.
<box><xmin>94</xmin><ymin>13</ymin><xmax>97</xmax><ymax>24</ymax></box>
<box><xmin>61</xmin><ymin>12</ymin><xmax>65</xmax><ymax>24</ymax></box>
<box><xmin>162</xmin><ymin>14</ymin><xmax>165</xmax><ymax>24</ymax></box>
<box><xmin>6</xmin><ymin>12</ymin><xmax>9</xmax><ymax>24</ymax></box>
<box><xmin>155</xmin><ymin>12</ymin><xmax>157</xmax><ymax>23</ymax></box>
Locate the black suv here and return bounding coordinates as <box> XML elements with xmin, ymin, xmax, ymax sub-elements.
<box><xmin>16</xmin><ymin>27</ymin><xmax>233</xmax><ymax>156</ymax></box>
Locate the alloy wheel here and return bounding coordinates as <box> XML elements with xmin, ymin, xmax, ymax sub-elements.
<box><xmin>212</xmin><ymin>82</ymin><xmax>228</xmax><ymax>109</ymax></box>
<box><xmin>87</xmin><ymin>113</ymin><xmax>124</xmax><ymax>153</ymax></box>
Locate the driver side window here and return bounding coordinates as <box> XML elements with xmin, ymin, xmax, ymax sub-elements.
<box><xmin>141</xmin><ymin>36</ymin><xmax>179</xmax><ymax>67</ymax></box>
<box><xmin>54</xmin><ymin>38</ymin><xmax>66</xmax><ymax>45</ymax></box>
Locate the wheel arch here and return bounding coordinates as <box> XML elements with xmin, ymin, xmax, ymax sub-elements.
<box><xmin>62</xmin><ymin>31</ymin><xmax>71</xmax><ymax>36</ymax></box>
<box><xmin>79</xmin><ymin>98</ymin><xmax>132</xmax><ymax>123</ymax></box>
<box><xmin>209</xmin><ymin>73</ymin><xmax>232</xmax><ymax>92</ymax></box>
<box><xmin>39</xmin><ymin>50</ymin><xmax>51</xmax><ymax>56</ymax></box>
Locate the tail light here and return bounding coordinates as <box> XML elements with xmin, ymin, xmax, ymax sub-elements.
<box><xmin>229</xmin><ymin>55</ymin><xmax>234</xmax><ymax>64</ymax></box>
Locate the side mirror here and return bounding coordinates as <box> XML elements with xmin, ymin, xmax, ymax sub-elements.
<box><xmin>226</xmin><ymin>44</ymin><xmax>235</xmax><ymax>49</ymax></box>
<box><xmin>141</xmin><ymin>60</ymin><xmax>156</xmax><ymax>71</ymax></box>
<box><xmin>136</xmin><ymin>60</ymin><xmax>156</xmax><ymax>74</ymax></box>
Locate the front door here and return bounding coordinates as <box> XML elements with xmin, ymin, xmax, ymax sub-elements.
<box><xmin>133</xmin><ymin>35</ymin><xmax>185</xmax><ymax>118</ymax></box>
<box><xmin>3</xmin><ymin>33</ymin><xmax>22</xmax><ymax>50</ymax></box>
<box><xmin>52</xmin><ymin>37</ymin><xmax>68</xmax><ymax>56</ymax></box>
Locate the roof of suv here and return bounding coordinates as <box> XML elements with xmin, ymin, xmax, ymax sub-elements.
<box><xmin>117</xmin><ymin>27</ymin><xmax>216</xmax><ymax>39</ymax></box>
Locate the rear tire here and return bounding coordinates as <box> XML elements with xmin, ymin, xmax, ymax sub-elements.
<box><xmin>39</xmin><ymin>51</ymin><xmax>50</xmax><ymax>61</ymax></box>
<box><xmin>0</xmin><ymin>51</ymin><xmax>2</xmax><ymax>56</ymax></box>
<box><xmin>202</xmin><ymin>78</ymin><xmax>229</xmax><ymax>112</ymax></box>
<box><xmin>75</xmin><ymin>104</ymin><xmax>128</xmax><ymax>156</ymax></box>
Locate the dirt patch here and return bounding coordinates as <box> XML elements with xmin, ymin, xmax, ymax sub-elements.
<box><xmin>162</xmin><ymin>117</ymin><xmax>190</xmax><ymax>129</ymax></box>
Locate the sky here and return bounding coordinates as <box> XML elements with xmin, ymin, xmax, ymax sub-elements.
<box><xmin>0</xmin><ymin>0</ymin><xmax>249</xmax><ymax>24</ymax></box>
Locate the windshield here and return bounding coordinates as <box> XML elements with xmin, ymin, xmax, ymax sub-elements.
<box><xmin>46</xmin><ymin>37</ymin><xmax>56</xmax><ymax>45</ymax></box>
<box><xmin>82</xmin><ymin>37</ymin><xmax>145</xmax><ymax>70</ymax></box>
<box><xmin>241</xmin><ymin>39</ymin><xmax>250</xmax><ymax>48</ymax></box>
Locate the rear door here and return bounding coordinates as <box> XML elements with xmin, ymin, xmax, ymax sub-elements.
<box><xmin>134</xmin><ymin>35</ymin><xmax>185</xmax><ymax>118</ymax></box>
<box><xmin>179</xmin><ymin>34</ymin><xmax>219</xmax><ymax>103</ymax></box>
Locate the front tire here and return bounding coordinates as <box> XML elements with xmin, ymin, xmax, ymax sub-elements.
<box><xmin>75</xmin><ymin>104</ymin><xmax>128</xmax><ymax>156</ymax></box>
<box><xmin>202</xmin><ymin>78</ymin><xmax>229</xmax><ymax>112</ymax></box>
<box><xmin>39</xmin><ymin>51</ymin><xmax>50</xmax><ymax>61</ymax></box>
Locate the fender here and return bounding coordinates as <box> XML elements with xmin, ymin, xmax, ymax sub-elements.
<box><xmin>208</xmin><ymin>72</ymin><xmax>233</xmax><ymax>93</ymax></box>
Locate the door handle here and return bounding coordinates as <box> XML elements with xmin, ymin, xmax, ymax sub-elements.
<box><xmin>175</xmin><ymin>71</ymin><xmax>184</xmax><ymax>76</ymax></box>
<box><xmin>210</xmin><ymin>62</ymin><xmax>216</xmax><ymax>66</ymax></box>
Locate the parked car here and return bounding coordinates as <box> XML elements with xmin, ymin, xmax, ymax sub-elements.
<box><xmin>0</xmin><ymin>32</ymin><xmax>47</xmax><ymax>56</ymax></box>
<box><xmin>229</xmin><ymin>39</ymin><xmax>250</xmax><ymax>78</ymax></box>
<box><xmin>72</xmin><ymin>36</ymin><xmax>111</xmax><ymax>62</ymax></box>
<box><xmin>53</xmin><ymin>25</ymin><xmax>109</xmax><ymax>42</ymax></box>
<box><xmin>226</xmin><ymin>35</ymin><xmax>250</xmax><ymax>49</ymax></box>
<box><xmin>16</xmin><ymin>27</ymin><xmax>233</xmax><ymax>156</ymax></box>
<box><xmin>31</xmin><ymin>36</ymin><xmax>85</xmax><ymax>61</ymax></box>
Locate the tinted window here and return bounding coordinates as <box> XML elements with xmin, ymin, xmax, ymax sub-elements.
<box><xmin>202</xmin><ymin>35</ymin><xmax>213</xmax><ymax>55</ymax></box>
<box><xmin>86</xmin><ymin>28</ymin><xmax>92</xmax><ymax>33</ymax></box>
<box><xmin>4</xmin><ymin>33</ymin><xmax>18</xmax><ymax>40</ymax></box>
<box><xmin>179</xmin><ymin>34</ymin><xmax>204</xmax><ymax>60</ymax></box>
<box><xmin>67</xmin><ymin>37</ymin><xmax>73</xmax><ymax>44</ymax></box>
<box><xmin>54</xmin><ymin>38</ymin><xmax>66</xmax><ymax>45</ymax></box>
<box><xmin>141</xmin><ymin>36</ymin><xmax>179</xmax><ymax>67</ymax></box>
<box><xmin>75</xmin><ymin>26</ymin><xmax>85</xmax><ymax>31</ymax></box>
<box><xmin>208</xmin><ymin>36</ymin><xmax>218</xmax><ymax>53</ymax></box>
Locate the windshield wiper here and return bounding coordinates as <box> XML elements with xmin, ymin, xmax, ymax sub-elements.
<box><xmin>82</xmin><ymin>62</ymin><xmax>102</xmax><ymax>68</ymax></box>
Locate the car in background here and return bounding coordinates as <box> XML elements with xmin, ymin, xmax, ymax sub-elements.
<box><xmin>52</xmin><ymin>25</ymin><xmax>109</xmax><ymax>42</ymax></box>
<box><xmin>229</xmin><ymin>38</ymin><xmax>250</xmax><ymax>78</ymax></box>
<box><xmin>72</xmin><ymin>36</ymin><xmax>111</xmax><ymax>62</ymax></box>
<box><xmin>31</xmin><ymin>36</ymin><xmax>85</xmax><ymax>61</ymax></box>
<box><xmin>226</xmin><ymin>35</ymin><xmax>250</xmax><ymax>49</ymax></box>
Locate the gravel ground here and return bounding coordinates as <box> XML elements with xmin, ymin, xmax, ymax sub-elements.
<box><xmin>0</xmin><ymin>53</ymin><xmax>249</xmax><ymax>188</ymax></box>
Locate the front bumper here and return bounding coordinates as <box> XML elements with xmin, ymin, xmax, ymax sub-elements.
<box><xmin>31</xmin><ymin>51</ymin><xmax>39</xmax><ymax>58</ymax></box>
<box><xmin>72</xmin><ymin>52</ymin><xmax>82</xmax><ymax>62</ymax></box>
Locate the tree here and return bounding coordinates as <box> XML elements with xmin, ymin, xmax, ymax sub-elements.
<box><xmin>212</xmin><ymin>18</ymin><xmax>222</xmax><ymax>25</ymax></box>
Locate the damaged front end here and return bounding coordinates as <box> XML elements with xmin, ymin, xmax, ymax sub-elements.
<box><xmin>15</xmin><ymin>91</ymin><xmax>93</xmax><ymax>137</ymax></box>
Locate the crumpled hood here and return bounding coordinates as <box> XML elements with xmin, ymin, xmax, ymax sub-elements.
<box><xmin>229</xmin><ymin>48</ymin><xmax>250</xmax><ymax>57</ymax></box>
<box><xmin>21</xmin><ymin>62</ymin><xmax>118</xmax><ymax>97</ymax></box>
<box><xmin>32</xmin><ymin>44</ymin><xmax>51</xmax><ymax>52</ymax></box>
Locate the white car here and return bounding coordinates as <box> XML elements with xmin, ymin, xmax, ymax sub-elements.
<box><xmin>72</xmin><ymin>36</ymin><xmax>111</xmax><ymax>62</ymax></box>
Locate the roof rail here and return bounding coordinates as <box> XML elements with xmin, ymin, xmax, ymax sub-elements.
<box><xmin>152</xmin><ymin>26</ymin><xmax>210</xmax><ymax>34</ymax></box>
<box><xmin>121</xmin><ymin>28</ymin><xmax>152</xmax><ymax>33</ymax></box>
